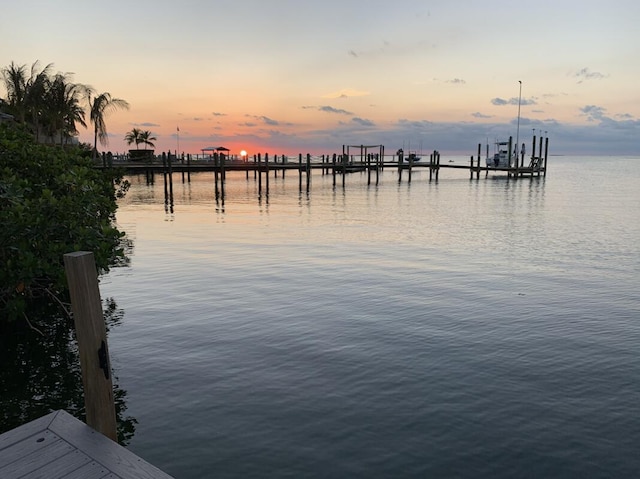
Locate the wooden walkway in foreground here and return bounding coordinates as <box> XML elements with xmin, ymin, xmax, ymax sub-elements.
<box><xmin>0</xmin><ymin>410</ymin><xmax>174</xmax><ymax>479</ymax></box>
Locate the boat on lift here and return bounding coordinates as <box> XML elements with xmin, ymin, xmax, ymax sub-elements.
<box><xmin>486</xmin><ymin>141</ymin><xmax>511</xmax><ymax>168</ymax></box>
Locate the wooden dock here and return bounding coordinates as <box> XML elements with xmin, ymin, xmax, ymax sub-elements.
<box><xmin>100</xmin><ymin>135</ymin><xmax>548</xmax><ymax>207</ymax></box>
<box><xmin>100</xmin><ymin>134</ymin><xmax>549</xmax><ymax>183</ymax></box>
<box><xmin>0</xmin><ymin>409</ymin><xmax>174</xmax><ymax>478</ymax></box>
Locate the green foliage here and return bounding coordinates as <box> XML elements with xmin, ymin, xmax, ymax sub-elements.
<box><xmin>0</xmin><ymin>123</ymin><xmax>129</xmax><ymax>321</ymax></box>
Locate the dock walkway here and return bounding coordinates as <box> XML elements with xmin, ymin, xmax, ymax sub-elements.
<box><xmin>0</xmin><ymin>410</ymin><xmax>174</xmax><ymax>479</ymax></box>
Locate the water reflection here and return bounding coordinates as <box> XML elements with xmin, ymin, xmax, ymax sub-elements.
<box><xmin>0</xmin><ymin>297</ymin><xmax>137</xmax><ymax>445</ymax></box>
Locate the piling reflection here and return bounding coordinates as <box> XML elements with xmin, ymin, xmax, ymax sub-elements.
<box><xmin>0</xmin><ymin>297</ymin><xmax>137</xmax><ymax>445</ymax></box>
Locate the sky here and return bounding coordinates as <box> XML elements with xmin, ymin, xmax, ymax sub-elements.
<box><xmin>2</xmin><ymin>0</ymin><xmax>639</xmax><ymax>156</ymax></box>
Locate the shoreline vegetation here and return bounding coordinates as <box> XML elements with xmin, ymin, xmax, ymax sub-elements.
<box><xmin>1</xmin><ymin>61</ymin><xmax>136</xmax><ymax>442</ymax></box>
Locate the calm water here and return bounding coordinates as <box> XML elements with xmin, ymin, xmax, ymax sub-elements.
<box><xmin>101</xmin><ymin>157</ymin><xmax>640</xmax><ymax>478</ymax></box>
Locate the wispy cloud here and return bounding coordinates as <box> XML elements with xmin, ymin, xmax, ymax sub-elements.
<box><xmin>446</xmin><ymin>78</ymin><xmax>466</xmax><ymax>85</ymax></box>
<box><xmin>351</xmin><ymin>117</ymin><xmax>375</xmax><ymax>127</ymax></box>
<box><xmin>212</xmin><ymin>112</ymin><xmax>226</xmax><ymax>117</ymax></box>
<box><xmin>574</xmin><ymin>67</ymin><xmax>607</xmax><ymax>83</ymax></box>
<box><xmin>244</xmin><ymin>114</ymin><xmax>293</xmax><ymax>127</ymax></box>
<box><xmin>301</xmin><ymin>105</ymin><xmax>353</xmax><ymax>115</ymax></box>
<box><xmin>491</xmin><ymin>97</ymin><xmax>537</xmax><ymax>106</ymax></box>
<box><xmin>132</xmin><ymin>122</ymin><xmax>160</xmax><ymax>127</ymax></box>
<box><xmin>472</xmin><ymin>112</ymin><xmax>491</xmax><ymax>119</ymax></box>
<box><xmin>323</xmin><ymin>88</ymin><xmax>370</xmax><ymax>99</ymax></box>
<box><xmin>581</xmin><ymin>105</ymin><xmax>606</xmax><ymax>121</ymax></box>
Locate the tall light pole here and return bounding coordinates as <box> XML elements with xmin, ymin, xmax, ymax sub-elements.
<box><xmin>515</xmin><ymin>80</ymin><xmax>522</xmax><ymax>165</ymax></box>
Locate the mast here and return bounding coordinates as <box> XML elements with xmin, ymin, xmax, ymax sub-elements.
<box><xmin>515</xmin><ymin>80</ymin><xmax>522</xmax><ymax>165</ymax></box>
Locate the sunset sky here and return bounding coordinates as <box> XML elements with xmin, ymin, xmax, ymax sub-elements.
<box><xmin>2</xmin><ymin>0</ymin><xmax>639</xmax><ymax>156</ymax></box>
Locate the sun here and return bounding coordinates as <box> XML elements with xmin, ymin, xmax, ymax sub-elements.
<box><xmin>240</xmin><ymin>150</ymin><xmax>247</xmax><ymax>157</ymax></box>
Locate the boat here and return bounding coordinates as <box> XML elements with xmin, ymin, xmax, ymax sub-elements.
<box><xmin>396</xmin><ymin>148</ymin><xmax>421</xmax><ymax>162</ymax></box>
<box><xmin>486</xmin><ymin>140</ymin><xmax>527</xmax><ymax>168</ymax></box>
<box><xmin>486</xmin><ymin>141</ymin><xmax>512</xmax><ymax>168</ymax></box>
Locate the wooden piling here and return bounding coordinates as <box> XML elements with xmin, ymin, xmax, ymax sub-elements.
<box><xmin>298</xmin><ymin>153</ymin><xmax>303</xmax><ymax>191</ymax></box>
<box><xmin>257</xmin><ymin>153</ymin><xmax>262</xmax><ymax>195</ymax></box>
<box><xmin>543</xmin><ymin>137</ymin><xmax>549</xmax><ymax>176</ymax></box>
<box><xmin>470</xmin><ymin>155</ymin><xmax>474</xmax><ymax>180</ymax></box>
<box><xmin>167</xmin><ymin>151</ymin><xmax>174</xmax><ymax>201</ymax></box>
<box><xmin>332</xmin><ymin>153</ymin><xmax>337</xmax><ymax>187</ymax></box>
<box><xmin>306</xmin><ymin>154</ymin><xmax>311</xmax><ymax>192</ymax></box>
<box><xmin>63</xmin><ymin>251</ymin><xmax>117</xmax><ymax>442</ymax></box>
<box><xmin>162</xmin><ymin>152</ymin><xmax>168</xmax><ymax>201</ymax></box>
<box><xmin>265</xmin><ymin>153</ymin><xmax>270</xmax><ymax>195</ymax></box>
<box><xmin>220</xmin><ymin>152</ymin><xmax>226</xmax><ymax>200</ymax></box>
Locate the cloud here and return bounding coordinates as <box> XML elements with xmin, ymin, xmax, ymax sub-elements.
<box><xmin>212</xmin><ymin>112</ymin><xmax>226</xmax><ymax>116</ymax></box>
<box><xmin>133</xmin><ymin>122</ymin><xmax>160</xmax><ymax>127</ymax></box>
<box><xmin>574</xmin><ymin>67</ymin><xmax>607</xmax><ymax>83</ymax></box>
<box><xmin>319</xmin><ymin>105</ymin><xmax>353</xmax><ymax>115</ymax></box>
<box><xmin>472</xmin><ymin>112</ymin><xmax>492</xmax><ymax>119</ymax></box>
<box><xmin>491</xmin><ymin>97</ymin><xmax>537</xmax><ymax>106</ymax></box>
<box><xmin>244</xmin><ymin>114</ymin><xmax>293</xmax><ymax>127</ymax></box>
<box><xmin>348</xmin><ymin>50</ymin><xmax>358</xmax><ymax>58</ymax></box>
<box><xmin>352</xmin><ymin>117</ymin><xmax>375</xmax><ymax>127</ymax></box>
<box><xmin>323</xmin><ymin>88</ymin><xmax>370</xmax><ymax>99</ymax></box>
<box><xmin>581</xmin><ymin>105</ymin><xmax>606</xmax><ymax>122</ymax></box>
<box><xmin>446</xmin><ymin>78</ymin><xmax>466</xmax><ymax>85</ymax></box>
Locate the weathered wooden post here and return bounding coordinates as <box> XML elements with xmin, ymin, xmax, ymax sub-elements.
<box><xmin>306</xmin><ymin>153</ymin><xmax>311</xmax><ymax>192</ymax></box>
<box><xmin>543</xmin><ymin>136</ymin><xmax>549</xmax><ymax>177</ymax></box>
<box><xmin>332</xmin><ymin>153</ymin><xmax>337</xmax><ymax>187</ymax></box>
<box><xmin>187</xmin><ymin>153</ymin><xmax>191</xmax><ymax>183</ymax></box>
<box><xmin>342</xmin><ymin>153</ymin><xmax>347</xmax><ymax>188</ymax></box>
<box><xmin>265</xmin><ymin>153</ymin><xmax>270</xmax><ymax>195</ymax></box>
<box><xmin>162</xmin><ymin>152</ymin><xmax>168</xmax><ymax>202</ymax></box>
<box><xmin>298</xmin><ymin>153</ymin><xmax>303</xmax><ymax>191</ymax></box>
<box><xmin>63</xmin><ymin>251</ymin><xmax>117</xmax><ymax>442</ymax></box>
<box><xmin>167</xmin><ymin>151</ymin><xmax>174</xmax><ymax>201</ymax></box>
<box><xmin>257</xmin><ymin>153</ymin><xmax>263</xmax><ymax>195</ymax></box>
<box><xmin>436</xmin><ymin>151</ymin><xmax>440</xmax><ymax>181</ymax></box>
<box><xmin>282</xmin><ymin>154</ymin><xmax>287</xmax><ymax>180</ymax></box>
<box><xmin>220</xmin><ymin>152</ymin><xmax>226</xmax><ymax>200</ymax></box>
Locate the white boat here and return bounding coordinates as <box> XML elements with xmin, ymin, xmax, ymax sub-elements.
<box><xmin>486</xmin><ymin>141</ymin><xmax>512</xmax><ymax>168</ymax></box>
<box><xmin>396</xmin><ymin>148</ymin><xmax>421</xmax><ymax>162</ymax></box>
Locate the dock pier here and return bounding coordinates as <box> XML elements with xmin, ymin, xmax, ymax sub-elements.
<box><xmin>105</xmin><ymin>134</ymin><xmax>548</xmax><ymax>204</ymax></box>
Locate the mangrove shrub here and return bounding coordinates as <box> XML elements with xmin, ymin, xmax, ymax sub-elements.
<box><xmin>0</xmin><ymin>123</ymin><xmax>128</xmax><ymax>322</ymax></box>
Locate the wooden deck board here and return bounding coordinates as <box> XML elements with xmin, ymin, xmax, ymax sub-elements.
<box><xmin>0</xmin><ymin>410</ymin><xmax>174</xmax><ymax>479</ymax></box>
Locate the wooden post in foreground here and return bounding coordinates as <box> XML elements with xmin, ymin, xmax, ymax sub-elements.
<box><xmin>64</xmin><ymin>251</ymin><xmax>117</xmax><ymax>442</ymax></box>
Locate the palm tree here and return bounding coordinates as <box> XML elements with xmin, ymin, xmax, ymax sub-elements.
<box><xmin>139</xmin><ymin>130</ymin><xmax>156</xmax><ymax>149</ymax></box>
<box><xmin>1</xmin><ymin>62</ymin><xmax>28</xmax><ymax>122</ymax></box>
<box><xmin>124</xmin><ymin>127</ymin><xmax>143</xmax><ymax>148</ymax></box>
<box><xmin>44</xmin><ymin>73</ymin><xmax>87</xmax><ymax>145</ymax></box>
<box><xmin>87</xmin><ymin>91</ymin><xmax>129</xmax><ymax>161</ymax></box>
<box><xmin>1</xmin><ymin>61</ymin><xmax>53</xmax><ymax>135</ymax></box>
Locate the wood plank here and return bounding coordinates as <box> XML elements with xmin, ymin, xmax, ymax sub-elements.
<box><xmin>23</xmin><ymin>449</ymin><xmax>93</xmax><ymax>479</ymax></box>
<box><xmin>48</xmin><ymin>410</ymin><xmax>174</xmax><ymax>479</ymax></box>
<box><xmin>62</xmin><ymin>461</ymin><xmax>112</xmax><ymax>479</ymax></box>
<box><xmin>0</xmin><ymin>411</ymin><xmax>174</xmax><ymax>478</ymax></box>
<box><xmin>0</xmin><ymin>434</ymin><xmax>74</xmax><ymax>478</ymax></box>
<box><xmin>0</xmin><ymin>410</ymin><xmax>56</xmax><ymax>452</ymax></box>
